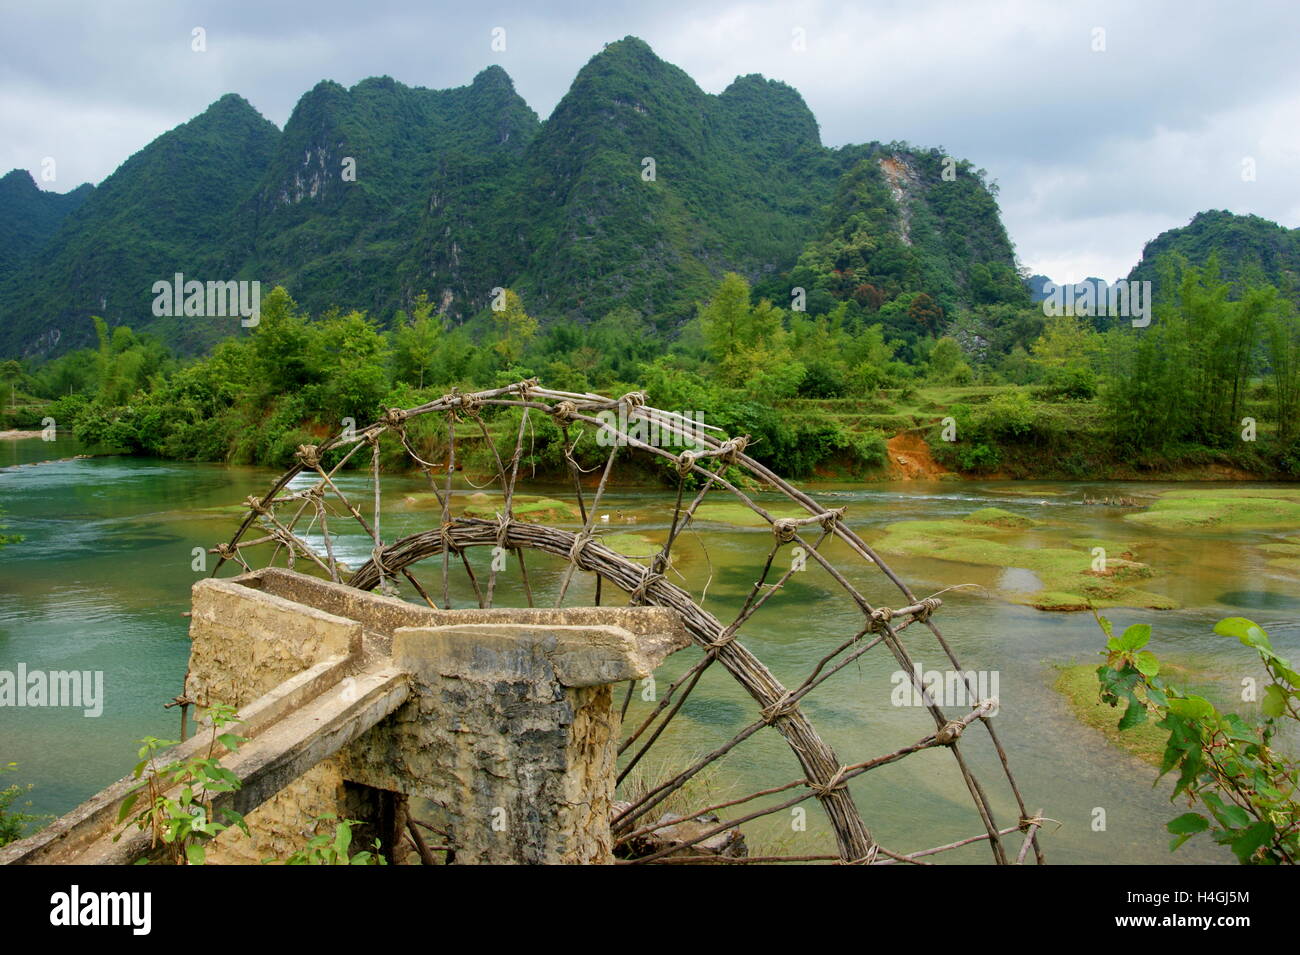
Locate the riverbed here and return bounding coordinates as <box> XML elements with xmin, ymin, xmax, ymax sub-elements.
<box><xmin>2</xmin><ymin>440</ymin><xmax>1296</xmax><ymax>864</ymax></box>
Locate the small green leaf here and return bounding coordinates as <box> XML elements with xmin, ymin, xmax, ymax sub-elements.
<box><xmin>1135</xmin><ymin>651</ymin><xmax>1159</xmax><ymax>677</ymax></box>
<box><xmin>116</xmin><ymin>792</ymin><xmax>140</xmax><ymax>823</ymax></box>
<box><xmin>1167</xmin><ymin>696</ymin><xmax>1215</xmax><ymax>720</ymax></box>
<box><xmin>1120</xmin><ymin>623</ymin><xmax>1151</xmax><ymax>651</ymax></box>
<box><xmin>1119</xmin><ymin>698</ymin><xmax>1148</xmax><ymax>730</ymax></box>
<box><xmin>1229</xmin><ymin>820</ymin><xmax>1275</xmax><ymax>863</ymax></box>
<box><xmin>186</xmin><ymin>843</ymin><xmax>207</xmax><ymax>866</ymax></box>
<box><xmin>1214</xmin><ymin>617</ymin><xmax>1272</xmax><ymax>651</ymax></box>
<box><xmin>1263</xmin><ymin>684</ymin><xmax>1288</xmax><ymax>718</ymax></box>
<box><xmin>1167</xmin><ymin>812</ymin><xmax>1209</xmax><ymax>835</ymax></box>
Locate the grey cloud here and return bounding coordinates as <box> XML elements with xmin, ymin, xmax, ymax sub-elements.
<box><xmin>1</xmin><ymin>0</ymin><xmax>1297</xmax><ymax>284</ymax></box>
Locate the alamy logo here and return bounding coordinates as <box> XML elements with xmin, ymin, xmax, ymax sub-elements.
<box><xmin>0</xmin><ymin>664</ymin><xmax>103</xmax><ymax>717</ymax></box>
<box><xmin>50</xmin><ymin>885</ymin><xmax>151</xmax><ymax>935</ymax></box>
<box><xmin>890</xmin><ymin>662</ymin><xmax>999</xmax><ymax>713</ymax></box>
<box><xmin>1040</xmin><ymin>279</ymin><xmax>1151</xmax><ymax>328</ymax></box>
<box><xmin>151</xmin><ymin>273</ymin><xmax>260</xmax><ymax>327</ymax></box>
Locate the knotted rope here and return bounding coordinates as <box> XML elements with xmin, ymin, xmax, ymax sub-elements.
<box><xmin>568</xmin><ymin>531</ymin><xmax>595</xmax><ymax>569</ymax></box>
<box><xmin>808</xmin><ymin>764</ymin><xmax>850</xmax><ymax>797</ymax></box>
<box><xmin>760</xmin><ymin>691</ymin><xmax>799</xmax><ymax>724</ymax></box>
<box><xmin>720</xmin><ymin>435</ymin><xmax>748</xmax><ymax>463</ymax></box>
<box><xmin>551</xmin><ymin>399</ymin><xmax>579</xmax><ymax>424</ymax></box>
<box><xmin>494</xmin><ymin>514</ymin><xmax>514</xmax><ymax>551</ymax></box>
<box><xmin>630</xmin><ymin>569</ymin><xmax>665</xmax><ymax>605</ymax></box>
<box><xmin>295</xmin><ymin>444</ymin><xmax>320</xmax><ymax>469</ymax></box>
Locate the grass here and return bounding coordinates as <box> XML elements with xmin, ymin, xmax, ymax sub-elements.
<box><xmin>964</xmin><ymin>506</ymin><xmax>1041</xmax><ymax>528</ymax></box>
<box><xmin>872</xmin><ymin>507</ymin><xmax>1176</xmax><ymax>611</ymax></box>
<box><xmin>1125</xmin><ymin>487</ymin><xmax>1300</xmax><ymax>531</ymax></box>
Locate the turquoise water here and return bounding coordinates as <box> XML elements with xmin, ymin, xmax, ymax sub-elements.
<box><xmin>1</xmin><ymin>442</ymin><xmax>1296</xmax><ymax>864</ymax></box>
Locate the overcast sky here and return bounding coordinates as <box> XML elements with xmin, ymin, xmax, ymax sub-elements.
<box><xmin>2</xmin><ymin>0</ymin><xmax>1297</xmax><ymax>282</ymax></box>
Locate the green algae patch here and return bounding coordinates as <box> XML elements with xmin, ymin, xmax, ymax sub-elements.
<box><xmin>691</xmin><ymin>501</ymin><xmax>809</xmax><ymax>527</ymax></box>
<box><xmin>1126</xmin><ymin>487</ymin><xmax>1300</xmax><ymax>531</ymax></box>
<box><xmin>1259</xmin><ymin>537</ymin><xmax>1300</xmax><ymax>573</ymax></box>
<box><xmin>1052</xmin><ymin>664</ymin><xmax>1169</xmax><ymax>765</ymax></box>
<box><xmin>1053</xmin><ymin>657</ymin><xmax>1238</xmax><ymax>766</ymax></box>
<box><xmin>464</xmin><ymin>495</ymin><xmax>578</xmax><ymax>522</ymax></box>
<box><xmin>872</xmin><ymin>512</ymin><xmax>1175</xmax><ymax>611</ymax></box>
<box><xmin>963</xmin><ymin>507</ymin><xmax>1040</xmax><ymax>528</ymax></box>
<box><xmin>595</xmin><ymin>531</ymin><xmax>658</xmax><ymax>558</ymax></box>
<box><xmin>399</xmin><ymin>491</ymin><xmax>579</xmax><ymax>523</ymax></box>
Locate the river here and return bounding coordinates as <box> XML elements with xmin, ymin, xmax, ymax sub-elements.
<box><xmin>2</xmin><ymin>437</ymin><xmax>1297</xmax><ymax>864</ymax></box>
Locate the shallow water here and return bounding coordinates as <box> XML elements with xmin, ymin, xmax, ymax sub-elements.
<box><xmin>1</xmin><ymin>448</ymin><xmax>1296</xmax><ymax>864</ymax></box>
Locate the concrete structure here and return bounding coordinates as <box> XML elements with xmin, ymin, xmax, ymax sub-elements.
<box><xmin>0</xmin><ymin>568</ymin><xmax>691</xmax><ymax>865</ymax></box>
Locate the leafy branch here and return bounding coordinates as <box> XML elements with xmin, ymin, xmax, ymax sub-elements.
<box><xmin>115</xmin><ymin>702</ymin><xmax>249</xmax><ymax>865</ymax></box>
<box><xmin>1095</xmin><ymin>613</ymin><xmax>1298</xmax><ymax>864</ymax></box>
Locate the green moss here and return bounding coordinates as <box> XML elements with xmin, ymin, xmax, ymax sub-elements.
<box><xmin>872</xmin><ymin>510</ymin><xmax>1175</xmax><ymax>611</ymax></box>
<box><xmin>691</xmin><ymin>501</ymin><xmax>808</xmax><ymax>527</ymax></box>
<box><xmin>464</xmin><ymin>495</ymin><xmax>577</xmax><ymax>522</ymax></box>
<box><xmin>400</xmin><ymin>491</ymin><xmax>580</xmax><ymax>523</ymax></box>
<box><xmin>1052</xmin><ymin>664</ymin><xmax>1169</xmax><ymax>765</ymax></box>
<box><xmin>963</xmin><ymin>507</ymin><xmax>1040</xmax><ymax>528</ymax></box>
<box><xmin>1126</xmin><ymin>488</ymin><xmax>1300</xmax><ymax>531</ymax></box>
<box><xmin>596</xmin><ymin>531</ymin><xmax>658</xmax><ymax>558</ymax></box>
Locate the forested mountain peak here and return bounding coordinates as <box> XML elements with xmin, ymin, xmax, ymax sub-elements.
<box><xmin>0</xmin><ymin>37</ymin><xmax>1022</xmax><ymax>357</ymax></box>
<box><xmin>0</xmin><ymin>170</ymin><xmax>94</xmax><ymax>283</ymax></box>
<box><xmin>1128</xmin><ymin>209</ymin><xmax>1300</xmax><ymax>298</ymax></box>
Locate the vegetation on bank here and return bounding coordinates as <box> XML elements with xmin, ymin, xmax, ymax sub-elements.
<box><xmin>2</xmin><ymin>249</ymin><xmax>1298</xmax><ymax>484</ymax></box>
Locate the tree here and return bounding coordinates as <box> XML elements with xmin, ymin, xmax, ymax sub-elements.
<box><xmin>926</xmin><ymin>336</ymin><xmax>970</xmax><ymax>384</ymax></box>
<box><xmin>491</xmin><ymin>289</ymin><xmax>537</xmax><ymax>366</ymax></box>
<box><xmin>0</xmin><ymin>360</ymin><xmax>23</xmax><ymax>411</ymax></box>
<box><xmin>908</xmin><ymin>292</ymin><xmax>942</xmax><ymax>334</ymax></box>
<box><xmin>251</xmin><ymin>287</ymin><xmax>314</xmax><ymax>392</ymax></box>
<box><xmin>698</xmin><ymin>273</ymin><xmax>804</xmax><ymax>397</ymax></box>
<box><xmin>699</xmin><ymin>272</ymin><xmax>752</xmax><ymax>371</ymax></box>
<box><xmin>1266</xmin><ymin>302</ymin><xmax>1300</xmax><ymax>446</ymax></box>
<box><xmin>393</xmin><ymin>294</ymin><xmax>443</xmax><ymax>389</ymax></box>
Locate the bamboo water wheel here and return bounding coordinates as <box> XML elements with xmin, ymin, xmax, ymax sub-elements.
<box><xmin>211</xmin><ymin>380</ymin><xmax>1045</xmax><ymax>864</ymax></box>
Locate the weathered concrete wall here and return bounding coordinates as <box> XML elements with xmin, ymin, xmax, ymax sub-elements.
<box><xmin>183</xmin><ymin>569</ymin><xmax>689</xmax><ymax>865</ymax></box>
<box><xmin>185</xmin><ymin>578</ymin><xmax>367</xmax><ymax>865</ymax></box>
<box><xmin>339</xmin><ymin>625</ymin><xmax>633</xmax><ymax>863</ymax></box>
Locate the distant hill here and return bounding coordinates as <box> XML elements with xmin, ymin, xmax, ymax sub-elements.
<box><xmin>1127</xmin><ymin>210</ymin><xmax>1300</xmax><ymax>298</ymax></box>
<box><xmin>0</xmin><ymin>37</ymin><xmax>1026</xmax><ymax>358</ymax></box>
<box><xmin>0</xmin><ymin>170</ymin><xmax>92</xmax><ymax>285</ymax></box>
<box><xmin>1</xmin><ymin>94</ymin><xmax>279</xmax><ymax>354</ymax></box>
